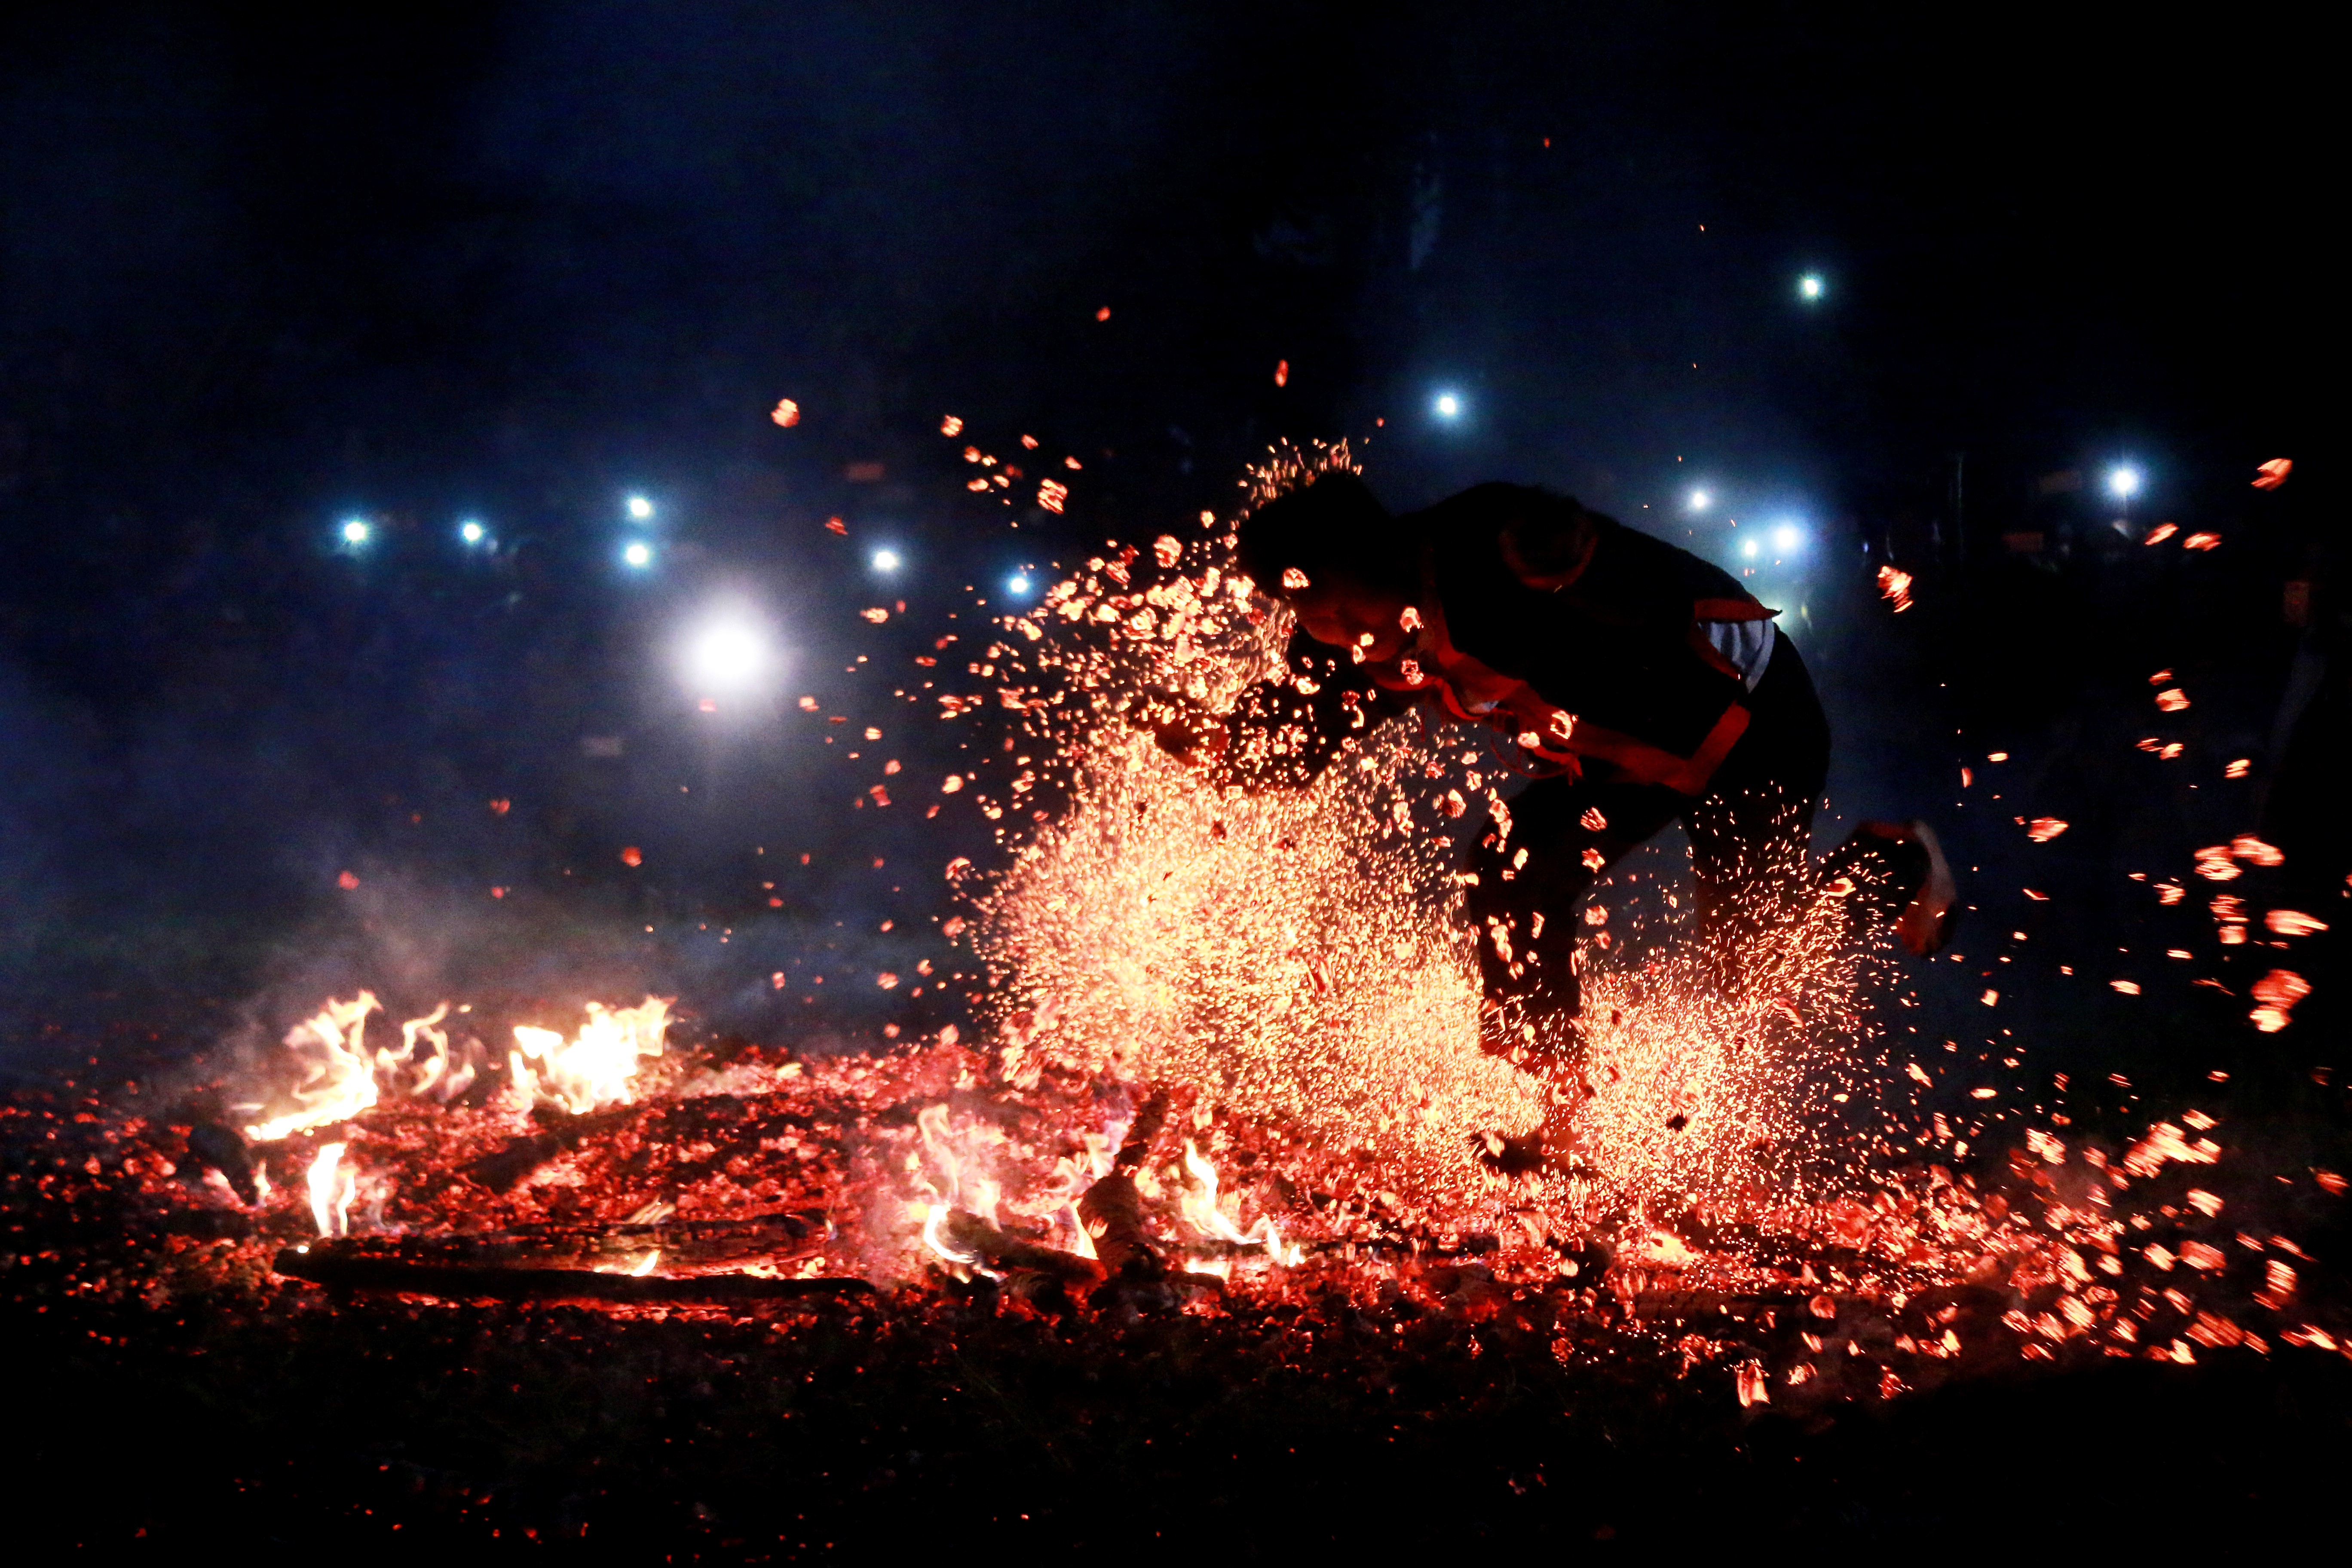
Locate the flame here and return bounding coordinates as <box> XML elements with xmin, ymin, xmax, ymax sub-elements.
<box><xmin>385</xmin><ymin>1002</ymin><xmax>449</xmax><ymax>1090</ymax></box>
<box><xmin>246</xmin><ymin>994</ymin><xmax>491</xmax><ymax>1143</ymax></box>
<box><xmin>379</xmin><ymin>1001</ymin><xmax>479</xmax><ymax>1102</ymax></box>
<box><xmin>1047</xmin><ymin>1147</ymin><xmax>1106</xmax><ymax>1259</ymax></box>
<box><xmin>507</xmin><ymin>997</ymin><xmax>673</xmax><ymax>1114</ymax></box>
<box><xmin>306</xmin><ymin>1141</ymin><xmax>355</xmax><ymax>1238</ymax></box>
<box><xmin>920</xmin><ymin>1202</ymin><xmax>981</xmax><ymax>1267</ymax></box>
<box><xmin>246</xmin><ymin>993</ymin><xmax>383</xmax><ymax>1142</ymax></box>
<box><xmin>1063</xmin><ymin>1202</ymin><xmax>1098</xmax><ymax>1260</ymax></box>
<box><xmin>1179</xmin><ymin>1139</ymin><xmax>1301</xmax><ymax>1266</ymax></box>
<box><xmin>914</xmin><ymin>1104</ymin><xmax>988</xmax><ymax>1268</ymax></box>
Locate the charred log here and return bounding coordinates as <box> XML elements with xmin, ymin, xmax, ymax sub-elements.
<box><xmin>294</xmin><ymin>1213</ymin><xmax>826</xmax><ymax>1272</ymax></box>
<box><xmin>271</xmin><ymin>1247</ymin><xmax>872</xmax><ymax>1304</ymax></box>
<box><xmin>1077</xmin><ymin>1171</ymin><xmax>1156</xmax><ymax>1276</ymax></box>
<box><xmin>459</xmin><ymin>1104</ymin><xmax>637</xmax><ymax>1192</ymax></box>
<box><xmin>1112</xmin><ymin>1089</ymin><xmax>1170</xmax><ymax>1173</ymax></box>
<box><xmin>184</xmin><ymin>1121</ymin><xmax>259</xmax><ymax>1204</ymax></box>
<box><xmin>460</xmin><ymin>1130</ymin><xmax>570</xmax><ymax>1193</ymax></box>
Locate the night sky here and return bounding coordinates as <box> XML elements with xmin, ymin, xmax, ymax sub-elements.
<box><xmin>0</xmin><ymin>4</ymin><xmax>2332</xmax><ymax>1054</ymax></box>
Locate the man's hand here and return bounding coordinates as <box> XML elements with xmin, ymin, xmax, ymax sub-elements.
<box><xmin>1129</xmin><ymin>688</ymin><xmax>1230</xmax><ymax>767</ymax></box>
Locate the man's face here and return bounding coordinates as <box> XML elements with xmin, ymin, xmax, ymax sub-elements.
<box><xmin>1290</xmin><ymin>577</ymin><xmax>1409</xmax><ymax>663</ymax></box>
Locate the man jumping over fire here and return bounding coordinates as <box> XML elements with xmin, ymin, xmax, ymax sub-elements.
<box><xmin>1144</xmin><ymin>466</ymin><xmax>1956</xmax><ymax>1032</ymax></box>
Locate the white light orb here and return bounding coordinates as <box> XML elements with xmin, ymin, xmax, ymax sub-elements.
<box><xmin>622</xmin><ymin>541</ymin><xmax>653</xmax><ymax>568</ymax></box>
<box><xmin>459</xmin><ymin>520</ymin><xmax>484</xmax><ymax>544</ymax></box>
<box><xmin>1740</xmin><ymin>537</ymin><xmax>1759</xmax><ymax>559</ymax></box>
<box><xmin>688</xmin><ymin>622</ymin><xmax>768</xmax><ymax>692</ymax></box>
<box><xmin>626</xmin><ymin>495</ymin><xmax>655</xmax><ymax>521</ymax></box>
<box><xmin>2107</xmin><ymin>465</ymin><xmax>2142</xmax><ymax>499</ymax></box>
<box><xmin>1432</xmin><ymin>392</ymin><xmax>1462</xmax><ymax>419</ymax></box>
<box><xmin>1689</xmin><ymin>488</ymin><xmax>1712</xmax><ymax>511</ymax></box>
<box><xmin>1008</xmin><ymin>574</ymin><xmax>1031</xmax><ymax>594</ymax></box>
<box><xmin>872</xmin><ymin>548</ymin><xmax>902</xmax><ymax>573</ymax></box>
<box><xmin>341</xmin><ymin>519</ymin><xmax>371</xmax><ymax>545</ymax></box>
<box><xmin>1772</xmin><ymin>523</ymin><xmax>1803</xmax><ymax>551</ymax></box>
<box><xmin>1798</xmin><ymin>273</ymin><xmax>1825</xmax><ymax>301</ymax></box>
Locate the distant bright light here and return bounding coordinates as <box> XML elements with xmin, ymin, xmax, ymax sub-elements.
<box><xmin>340</xmin><ymin>519</ymin><xmax>371</xmax><ymax>546</ymax></box>
<box><xmin>1688</xmin><ymin>488</ymin><xmax>1712</xmax><ymax>511</ymax></box>
<box><xmin>2107</xmin><ymin>465</ymin><xmax>2143</xmax><ymax>499</ymax></box>
<box><xmin>686</xmin><ymin>619</ymin><xmax>770</xmax><ymax>693</ymax></box>
<box><xmin>1772</xmin><ymin>523</ymin><xmax>1803</xmax><ymax>551</ymax></box>
<box><xmin>1798</xmin><ymin>273</ymin><xmax>1825</xmax><ymax>301</ymax></box>
<box><xmin>459</xmin><ymin>520</ymin><xmax>484</xmax><ymax>544</ymax></box>
<box><xmin>1432</xmin><ymin>391</ymin><xmax>1462</xmax><ymax>420</ymax></box>
<box><xmin>625</xmin><ymin>495</ymin><xmax>654</xmax><ymax>521</ymax></box>
<box><xmin>1008</xmin><ymin>574</ymin><xmax>1032</xmax><ymax>595</ymax></box>
<box><xmin>622</xmin><ymin>541</ymin><xmax>653</xmax><ymax>568</ymax></box>
<box><xmin>872</xmin><ymin>548</ymin><xmax>902</xmax><ymax>573</ymax></box>
<box><xmin>1740</xmin><ymin>537</ymin><xmax>1759</xmax><ymax>560</ymax></box>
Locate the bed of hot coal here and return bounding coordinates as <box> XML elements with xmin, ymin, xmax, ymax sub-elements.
<box><xmin>7</xmin><ymin>1016</ymin><xmax>2350</xmax><ymax>1557</ymax></box>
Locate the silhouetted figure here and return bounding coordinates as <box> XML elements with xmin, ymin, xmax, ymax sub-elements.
<box><xmin>1147</xmin><ymin>469</ymin><xmax>1953</xmax><ymax>1030</ymax></box>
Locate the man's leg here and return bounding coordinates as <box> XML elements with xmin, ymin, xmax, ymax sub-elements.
<box><xmin>1464</xmin><ymin>773</ymin><xmax>1684</xmax><ymax>1015</ymax></box>
<box><xmin>1690</xmin><ymin>630</ymin><xmax>1953</xmax><ymax>952</ymax></box>
<box><xmin>1683</xmin><ymin>629</ymin><xmax>1830</xmax><ymax>937</ymax></box>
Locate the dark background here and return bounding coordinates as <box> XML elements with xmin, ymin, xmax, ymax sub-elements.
<box><xmin>0</xmin><ymin>3</ymin><xmax>2337</xmax><ymax>1083</ymax></box>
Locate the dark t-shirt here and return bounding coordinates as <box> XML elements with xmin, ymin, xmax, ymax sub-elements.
<box><xmin>1221</xmin><ymin>484</ymin><xmax>1768</xmax><ymax>788</ymax></box>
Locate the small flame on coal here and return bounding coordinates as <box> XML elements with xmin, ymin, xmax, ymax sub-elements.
<box><xmin>507</xmin><ymin>997</ymin><xmax>674</xmax><ymax>1115</ymax></box>
<box><xmin>306</xmin><ymin>1141</ymin><xmax>355</xmax><ymax>1238</ymax></box>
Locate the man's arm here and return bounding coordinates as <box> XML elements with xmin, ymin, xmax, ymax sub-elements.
<box><xmin>1139</xmin><ymin>642</ymin><xmax>1414</xmax><ymax>789</ymax></box>
<box><xmin>1213</xmin><ymin>659</ymin><xmax>1414</xmax><ymax>788</ymax></box>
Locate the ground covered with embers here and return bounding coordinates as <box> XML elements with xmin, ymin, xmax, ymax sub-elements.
<box><xmin>12</xmin><ymin>1227</ymin><xmax>2352</xmax><ymax>1555</ymax></box>
<box><xmin>10</xmin><ymin>1028</ymin><xmax>2352</xmax><ymax>1557</ymax></box>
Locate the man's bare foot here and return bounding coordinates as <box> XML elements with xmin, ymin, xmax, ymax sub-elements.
<box><xmin>1896</xmin><ymin>819</ymin><xmax>1957</xmax><ymax>955</ymax></box>
<box><xmin>1850</xmin><ymin>818</ymin><xmax>1958</xmax><ymax>955</ymax></box>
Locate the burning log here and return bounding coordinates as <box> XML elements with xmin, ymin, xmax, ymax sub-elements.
<box><xmin>936</xmin><ymin>1210</ymin><xmax>1105</xmax><ymax>1289</ymax></box>
<box><xmin>271</xmin><ymin>1246</ymin><xmax>872</xmax><ymax>1305</ymax></box>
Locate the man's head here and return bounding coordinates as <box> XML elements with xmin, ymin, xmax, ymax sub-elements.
<box><xmin>1236</xmin><ymin>470</ymin><xmax>1418</xmax><ymax>660</ymax></box>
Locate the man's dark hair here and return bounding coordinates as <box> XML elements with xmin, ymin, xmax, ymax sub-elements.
<box><xmin>1234</xmin><ymin>470</ymin><xmax>1415</xmax><ymax>598</ymax></box>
